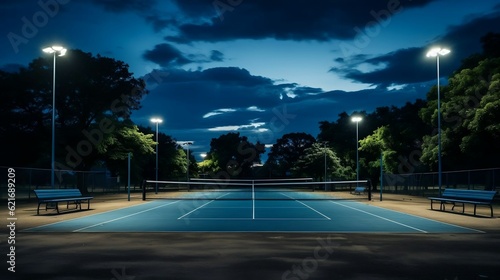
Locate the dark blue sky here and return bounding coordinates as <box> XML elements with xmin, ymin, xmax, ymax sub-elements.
<box><xmin>2</xmin><ymin>0</ymin><xmax>500</xmax><ymax>160</ymax></box>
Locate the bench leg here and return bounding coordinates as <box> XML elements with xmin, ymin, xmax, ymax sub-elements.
<box><xmin>490</xmin><ymin>205</ymin><xmax>493</xmax><ymax>218</ymax></box>
<box><xmin>37</xmin><ymin>203</ymin><xmax>41</xmax><ymax>215</ymax></box>
<box><xmin>451</xmin><ymin>203</ymin><xmax>464</xmax><ymax>213</ymax></box>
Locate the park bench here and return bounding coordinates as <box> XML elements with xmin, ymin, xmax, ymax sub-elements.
<box><xmin>428</xmin><ymin>189</ymin><xmax>496</xmax><ymax>217</ymax></box>
<box><xmin>33</xmin><ymin>189</ymin><xmax>94</xmax><ymax>215</ymax></box>
<box><xmin>350</xmin><ymin>186</ymin><xmax>366</xmax><ymax>195</ymax></box>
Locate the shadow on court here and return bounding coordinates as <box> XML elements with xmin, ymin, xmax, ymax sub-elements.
<box><xmin>9</xmin><ymin>232</ymin><xmax>500</xmax><ymax>280</ymax></box>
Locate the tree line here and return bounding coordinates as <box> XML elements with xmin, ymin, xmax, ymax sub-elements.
<box><xmin>1</xmin><ymin>33</ymin><xmax>499</xmax><ymax>188</ymax></box>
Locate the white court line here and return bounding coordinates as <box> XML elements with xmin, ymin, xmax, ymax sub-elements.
<box><xmin>177</xmin><ymin>193</ymin><xmax>231</xmax><ymax>220</ymax></box>
<box><xmin>23</xmin><ymin>200</ymin><xmax>163</xmax><ymax>232</ymax></box>
<box><xmin>181</xmin><ymin>218</ymin><xmax>328</xmax><ymax>221</ymax></box>
<box><xmin>329</xmin><ymin>201</ymin><xmax>428</xmax><ymax>233</ymax></box>
<box><xmin>73</xmin><ymin>201</ymin><xmax>180</xmax><ymax>232</ymax></box>
<box><xmin>366</xmin><ymin>203</ymin><xmax>485</xmax><ymax>233</ymax></box>
<box><xmin>279</xmin><ymin>193</ymin><xmax>331</xmax><ymax>220</ymax></box>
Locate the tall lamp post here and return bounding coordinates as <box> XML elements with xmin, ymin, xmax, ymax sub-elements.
<box><xmin>351</xmin><ymin>116</ymin><xmax>362</xmax><ymax>187</ymax></box>
<box><xmin>150</xmin><ymin>118</ymin><xmax>163</xmax><ymax>194</ymax></box>
<box><xmin>42</xmin><ymin>45</ymin><xmax>66</xmax><ymax>188</ymax></box>
<box><xmin>181</xmin><ymin>142</ymin><xmax>193</xmax><ymax>181</ymax></box>
<box><xmin>426</xmin><ymin>47</ymin><xmax>450</xmax><ymax>196</ymax></box>
<box><xmin>323</xmin><ymin>141</ymin><xmax>327</xmax><ymax>190</ymax></box>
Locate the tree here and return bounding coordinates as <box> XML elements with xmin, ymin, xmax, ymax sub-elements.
<box><xmin>359</xmin><ymin>126</ymin><xmax>398</xmax><ymax>187</ymax></box>
<box><xmin>291</xmin><ymin>143</ymin><xmax>348</xmax><ymax>180</ymax></box>
<box><xmin>420</xmin><ymin>33</ymin><xmax>500</xmax><ymax>170</ymax></box>
<box><xmin>137</xmin><ymin>126</ymin><xmax>185</xmax><ymax>181</ymax></box>
<box><xmin>0</xmin><ymin>49</ymin><xmax>149</xmax><ymax>172</ymax></box>
<box><xmin>205</xmin><ymin>132</ymin><xmax>265</xmax><ymax>178</ymax></box>
<box><xmin>266</xmin><ymin>132</ymin><xmax>316</xmax><ymax>177</ymax></box>
<box><xmin>103</xmin><ymin>124</ymin><xmax>155</xmax><ymax>185</ymax></box>
<box><xmin>420</xmin><ymin>57</ymin><xmax>500</xmax><ymax>169</ymax></box>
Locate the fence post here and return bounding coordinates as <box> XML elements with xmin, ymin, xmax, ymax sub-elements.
<box><xmin>367</xmin><ymin>179</ymin><xmax>372</xmax><ymax>201</ymax></box>
<box><xmin>128</xmin><ymin>152</ymin><xmax>131</xmax><ymax>201</ymax></box>
<box><xmin>380</xmin><ymin>153</ymin><xmax>383</xmax><ymax>201</ymax></box>
<box><xmin>142</xmin><ymin>180</ymin><xmax>146</xmax><ymax>201</ymax></box>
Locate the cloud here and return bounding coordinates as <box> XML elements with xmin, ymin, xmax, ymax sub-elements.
<box><xmin>203</xmin><ymin>108</ymin><xmax>236</xmax><ymax>118</ymax></box>
<box><xmin>143</xmin><ymin>43</ymin><xmax>192</xmax><ymax>67</ymax></box>
<box><xmin>330</xmin><ymin>10</ymin><xmax>500</xmax><ymax>87</ymax></box>
<box><xmin>90</xmin><ymin>0</ymin><xmax>157</xmax><ymax>13</ymax></box>
<box><xmin>209</xmin><ymin>50</ymin><xmax>224</xmax><ymax>62</ymax></box>
<box><xmin>208</xmin><ymin>122</ymin><xmax>266</xmax><ymax>132</ymax></box>
<box><xmin>145</xmin><ymin>15</ymin><xmax>177</xmax><ymax>32</ymax></box>
<box><xmin>143</xmin><ymin>44</ymin><xmax>226</xmax><ymax>67</ymax></box>
<box><xmin>135</xmin><ymin>66</ymin><xmax>430</xmax><ymax>152</ymax></box>
<box><xmin>247</xmin><ymin>106</ymin><xmax>265</xmax><ymax>112</ymax></box>
<box><xmin>167</xmin><ymin>0</ymin><xmax>436</xmax><ymax>43</ymax></box>
<box><xmin>90</xmin><ymin>0</ymin><xmax>178</xmax><ymax>32</ymax></box>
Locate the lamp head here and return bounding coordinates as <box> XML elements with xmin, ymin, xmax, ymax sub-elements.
<box><xmin>351</xmin><ymin>116</ymin><xmax>362</xmax><ymax>123</ymax></box>
<box><xmin>426</xmin><ymin>47</ymin><xmax>450</xmax><ymax>57</ymax></box>
<box><xmin>42</xmin><ymin>46</ymin><xmax>67</xmax><ymax>56</ymax></box>
<box><xmin>150</xmin><ymin>118</ymin><xmax>163</xmax><ymax>123</ymax></box>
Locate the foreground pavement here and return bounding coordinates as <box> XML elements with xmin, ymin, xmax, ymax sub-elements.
<box><xmin>2</xmin><ymin>192</ymin><xmax>499</xmax><ymax>279</ymax></box>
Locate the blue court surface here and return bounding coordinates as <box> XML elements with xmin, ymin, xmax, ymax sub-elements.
<box><xmin>23</xmin><ymin>191</ymin><xmax>484</xmax><ymax>233</ymax></box>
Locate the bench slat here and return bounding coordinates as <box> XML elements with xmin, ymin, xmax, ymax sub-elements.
<box><xmin>441</xmin><ymin>189</ymin><xmax>496</xmax><ymax>201</ymax></box>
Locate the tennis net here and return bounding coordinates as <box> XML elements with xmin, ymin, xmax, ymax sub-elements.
<box><xmin>142</xmin><ymin>179</ymin><xmax>371</xmax><ymax>201</ymax></box>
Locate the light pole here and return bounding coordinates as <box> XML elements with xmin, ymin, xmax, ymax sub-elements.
<box><xmin>42</xmin><ymin>45</ymin><xmax>66</xmax><ymax>188</ymax></box>
<box><xmin>150</xmin><ymin>118</ymin><xmax>163</xmax><ymax>194</ymax></box>
<box><xmin>426</xmin><ymin>47</ymin><xmax>450</xmax><ymax>196</ymax></box>
<box><xmin>351</xmin><ymin>116</ymin><xmax>362</xmax><ymax>187</ymax></box>
<box><xmin>181</xmin><ymin>142</ymin><xmax>193</xmax><ymax>181</ymax></box>
<box><xmin>323</xmin><ymin>141</ymin><xmax>327</xmax><ymax>190</ymax></box>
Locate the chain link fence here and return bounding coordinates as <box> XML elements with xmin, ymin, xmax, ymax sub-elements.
<box><xmin>382</xmin><ymin>168</ymin><xmax>500</xmax><ymax>196</ymax></box>
<box><xmin>0</xmin><ymin>166</ymin><xmax>128</xmax><ymax>200</ymax></box>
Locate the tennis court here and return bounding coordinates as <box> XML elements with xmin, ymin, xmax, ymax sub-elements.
<box><xmin>23</xmin><ymin>179</ymin><xmax>484</xmax><ymax>233</ymax></box>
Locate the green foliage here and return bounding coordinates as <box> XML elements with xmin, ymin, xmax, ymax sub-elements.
<box><xmin>0</xmin><ymin>49</ymin><xmax>149</xmax><ymax>171</ymax></box>
<box><xmin>205</xmin><ymin>132</ymin><xmax>265</xmax><ymax>178</ymax></box>
<box><xmin>319</xmin><ymin>101</ymin><xmax>428</xmax><ymax>185</ymax></box>
<box><xmin>359</xmin><ymin>126</ymin><xmax>398</xmax><ymax>173</ymax></box>
<box><xmin>266</xmin><ymin>132</ymin><xmax>316</xmax><ymax>177</ymax></box>
<box><xmin>291</xmin><ymin>143</ymin><xmax>349</xmax><ymax>180</ymax></box>
<box><xmin>104</xmin><ymin>124</ymin><xmax>155</xmax><ymax>184</ymax></box>
<box><xmin>420</xmin><ymin>57</ymin><xmax>500</xmax><ymax>169</ymax></box>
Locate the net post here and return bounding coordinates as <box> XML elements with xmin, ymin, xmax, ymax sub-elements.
<box><xmin>142</xmin><ymin>180</ymin><xmax>146</xmax><ymax>201</ymax></box>
<box><xmin>367</xmin><ymin>179</ymin><xmax>372</xmax><ymax>201</ymax></box>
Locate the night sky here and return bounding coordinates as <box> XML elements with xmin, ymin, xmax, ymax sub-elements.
<box><xmin>2</xmin><ymin>0</ymin><xmax>500</xmax><ymax>160</ymax></box>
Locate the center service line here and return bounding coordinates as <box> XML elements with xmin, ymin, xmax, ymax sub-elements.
<box><xmin>252</xmin><ymin>181</ymin><xmax>255</xmax><ymax>220</ymax></box>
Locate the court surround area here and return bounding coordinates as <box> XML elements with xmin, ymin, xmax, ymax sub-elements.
<box><xmin>22</xmin><ymin>179</ymin><xmax>490</xmax><ymax>233</ymax></box>
<box><xmin>4</xmin><ymin>182</ymin><xmax>500</xmax><ymax>280</ymax></box>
